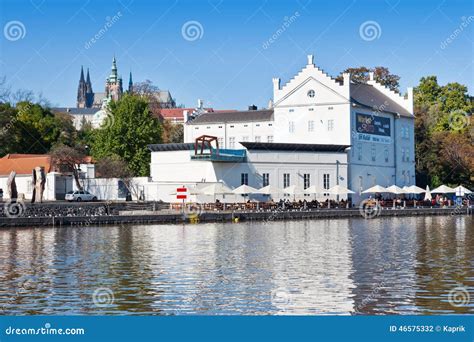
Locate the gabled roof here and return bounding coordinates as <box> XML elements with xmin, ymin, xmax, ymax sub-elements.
<box><xmin>0</xmin><ymin>154</ymin><xmax>52</xmax><ymax>176</ymax></box>
<box><xmin>188</xmin><ymin>109</ymin><xmax>273</xmax><ymax>125</ymax></box>
<box><xmin>350</xmin><ymin>83</ymin><xmax>412</xmax><ymax>117</ymax></box>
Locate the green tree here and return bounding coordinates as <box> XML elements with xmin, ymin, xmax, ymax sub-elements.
<box><xmin>335</xmin><ymin>66</ymin><xmax>400</xmax><ymax>92</ymax></box>
<box><xmin>91</xmin><ymin>94</ymin><xmax>162</xmax><ymax>176</ymax></box>
<box><xmin>0</xmin><ymin>103</ymin><xmax>18</xmax><ymax>156</ymax></box>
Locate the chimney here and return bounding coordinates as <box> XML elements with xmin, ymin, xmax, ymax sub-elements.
<box><xmin>407</xmin><ymin>87</ymin><xmax>414</xmax><ymax>114</ymax></box>
<box><xmin>248</xmin><ymin>105</ymin><xmax>257</xmax><ymax>111</ymax></box>
<box><xmin>342</xmin><ymin>72</ymin><xmax>351</xmax><ymax>85</ymax></box>
<box><xmin>369</xmin><ymin>71</ymin><xmax>375</xmax><ymax>81</ymax></box>
<box><xmin>272</xmin><ymin>77</ymin><xmax>280</xmax><ymax>92</ymax></box>
<box><xmin>183</xmin><ymin>110</ymin><xmax>189</xmax><ymax>122</ymax></box>
<box><xmin>197</xmin><ymin>99</ymin><xmax>203</xmax><ymax>109</ymax></box>
<box><xmin>307</xmin><ymin>54</ymin><xmax>314</xmax><ymax>66</ymax></box>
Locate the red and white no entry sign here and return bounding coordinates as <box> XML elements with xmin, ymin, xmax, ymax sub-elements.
<box><xmin>176</xmin><ymin>187</ymin><xmax>187</xmax><ymax>200</ymax></box>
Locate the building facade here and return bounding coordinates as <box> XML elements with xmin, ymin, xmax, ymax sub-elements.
<box><xmin>181</xmin><ymin>55</ymin><xmax>416</xmax><ymax>203</ymax></box>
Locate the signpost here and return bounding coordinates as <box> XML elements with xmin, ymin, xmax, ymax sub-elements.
<box><xmin>176</xmin><ymin>187</ymin><xmax>188</xmax><ymax>215</ymax></box>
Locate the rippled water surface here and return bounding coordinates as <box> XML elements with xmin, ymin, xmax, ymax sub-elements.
<box><xmin>0</xmin><ymin>216</ymin><xmax>472</xmax><ymax>315</ymax></box>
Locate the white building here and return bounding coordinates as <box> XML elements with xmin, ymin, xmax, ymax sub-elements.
<box><xmin>178</xmin><ymin>55</ymin><xmax>415</xmax><ymax>203</ymax></box>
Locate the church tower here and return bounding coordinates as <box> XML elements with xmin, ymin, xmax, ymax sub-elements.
<box><xmin>85</xmin><ymin>68</ymin><xmax>94</xmax><ymax>107</ymax></box>
<box><xmin>105</xmin><ymin>56</ymin><xmax>123</xmax><ymax>101</ymax></box>
<box><xmin>77</xmin><ymin>66</ymin><xmax>87</xmax><ymax>108</ymax></box>
<box><xmin>128</xmin><ymin>71</ymin><xmax>133</xmax><ymax>93</ymax></box>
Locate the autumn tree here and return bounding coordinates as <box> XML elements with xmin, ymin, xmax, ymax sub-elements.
<box><xmin>336</xmin><ymin>66</ymin><xmax>400</xmax><ymax>92</ymax></box>
<box><xmin>50</xmin><ymin>144</ymin><xmax>87</xmax><ymax>190</ymax></box>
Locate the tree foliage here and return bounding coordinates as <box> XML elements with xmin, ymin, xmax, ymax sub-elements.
<box><xmin>414</xmin><ymin>76</ymin><xmax>473</xmax><ymax>187</ymax></box>
<box><xmin>336</xmin><ymin>66</ymin><xmax>400</xmax><ymax>92</ymax></box>
<box><xmin>50</xmin><ymin>144</ymin><xmax>87</xmax><ymax>190</ymax></box>
<box><xmin>91</xmin><ymin>94</ymin><xmax>163</xmax><ymax>176</ymax></box>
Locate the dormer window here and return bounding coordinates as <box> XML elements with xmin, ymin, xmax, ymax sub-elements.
<box><xmin>307</xmin><ymin>89</ymin><xmax>315</xmax><ymax>98</ymax></box>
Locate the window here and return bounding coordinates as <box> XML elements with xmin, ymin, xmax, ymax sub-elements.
<box><xmin>255</xmin><ymin>136</ymin><xmax>261</xmax><ymax>142</ymax></box>
<box><xmin>357</xmin><ymin>144</ymin><xmax>362</xmax><ymax>161</ymax></box>
<box><xmin>256</xmin><ymin>124</ymin><xmax>260</xmax><ymax>127</ymax></box>
<box><xmin>371</xmin><ymin>144</ymin><xmax>376</xmax><ymax>162</ymax></box>
<box><xmin>405</xmin><ymin>148</ymin><xmax>410</xmax><ymax>162</ymax></box>
<box><xmin>308</xmin><ymin>108</ymin><xmax>314</xmax><ymax>111</ymax></box>
<box><xmin>327</xmin><ymin>120</ymin><xmax>334</xmax><ymax>131</ymax></box>
<box><xmin>401</xmin><ymin>148</ymin><xmax>405</xmax><ymax>162</ymax></box>
<box><xmin>328</xmin><ymin>106</ymin><xmax>334</xmax><ymax>110</ymax></box>
<box><xmin>384</xmin><ymin>146</ymin><xmax>389</xmax><ymax>162</ymax></box>
<box><xmin>218</xmin><ymin>137</ymin><xmax>223</xmax><ymax>146</ymax></box>
<box><xmin>230</xmin><ymin>125</ymin><xmax>234</xmax><ymax>128</ymax></box>
<box><xmin>242</xmin><ymin>136</ymin><xmax>249</xmax><ymax>142</ymax></box>
<box><xmin>323</xmin><ymin>174</ymin><xmax>330</xmax><ymax>194</ymax></box>
<box><xmin>206</xmin><ymin>126</ymin><xmax>211</xmax><ymax>129</ymax></box>
<box><xmin>303</xmin><ymin>174</ymin><xmax>310</xmax><ymax>189</ymax></box>
<box><xmin>289</xmin><ymin>109</ymin><xmax>294</xmax><ymax>112</ymax></box>
<box><xmin>195</xmin><ymin>127</ymin><xmax>199</xmax><ymax>130</ymax></box>
<box><xmin>289</xmin><ymin>121</ymin><xmax>295</xmax><ymax>133</ymax></box>
<box><xmin>241</xmin><ymin>173</ymin><xmax>248</xmax><ymax>185</ymax></box>
<box><xmin>244</xmin><ymin>124</ymin><xmax>248</xmax><ymax>127</ymax></box>
<box><xmin>229</xmin><ymin>137</ymin><xmax>235</xmax><ymax>149</ymax></box>
<box><xmin>283</xmin><ymin>173</ymin><xmax>290</xmax><ymax>188</ymax></box>
<box><xmin>267</xmin><ymin>135</ymin><xmax>274</xmax><ymax>143</ymax></box>
<box><xmin>262</xmin><ymin>173</ymin><xmax>270</xmax><ymax>187</ymax></box>
<box><xmin>218</xmin><ymin>125</ymin><xmax>223</xmax><ymax>128</ymax></box>
<box><xmin>307</xmin><ymin>89</ymin><xmax>315</xmax><ymax>98</ymax></box>
<box><xmin>308</xmin><ymin>120</ymin><xmax>314</xmax><ymax>132</ymax></box>
<box><xmin>268</xmin><ymin>123</ymin><xmax>273</xmax><ymax>126</ymax></box>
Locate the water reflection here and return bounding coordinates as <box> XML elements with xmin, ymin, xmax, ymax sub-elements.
<box><xmin>0</xmin><ymin>216</ymin><xmax>472</xmax><ymax>315</ymax></box>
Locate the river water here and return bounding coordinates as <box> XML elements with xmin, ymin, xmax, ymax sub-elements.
<box><xmin>0</xmin><ymin>216</ymin><xmax>472</xmax><ymax>315</ymax></box>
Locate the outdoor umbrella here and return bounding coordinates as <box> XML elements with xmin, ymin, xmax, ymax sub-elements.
<box><xmin>404</xmin><ymin>185</ymin><xmax>426</xmax><ymax>194</ymax></box>
<box><xmin>431</xmin><ymin>185</ymin><xmax>455</xmax><ymax>193</ymax></box>
<box><xmin>200</xmin><ymin>183</ymin><xmax>233</xmax><ymax>201</ymax></box>
<box><xmin>424</xmin><ymin>186</ymin><xmax>432</xmax><ymax>201</ymax></box>
<box><xmin>453</xmin><ymin>185</ymin><xmax>472</xmax><ymax>196</ymax></box>
<box><xmin>232</xmin><ymin>184</ymin><xmax>258</xmax><ymax>202</ymax></box>
<box><xmin>362</xmin><ymin>185</ymin><xmax>389</xmax><ymax>194</ymax></box>
<box><xmin>385</xmin><ymin>185</ymin><xmax>407</xmax><ymax>195</ymax></box>
<box><xmin>303</xmin><ymin>185</ymin><xmax>323</xmax><ymax>194</ymax></box>
<box><xmin>283</xmin><ymin>185</ymin><xmax>304</xmax><ymax>200</ymax></box>
<box><xmin>255</xmin><ymin>185</ymin><xmax>283</xmax><ymax>195</ymax></box>
<box><xmin>327</xmin><ymin>184</ymin><xmax>355</xmax><ymax>195</ymax></box>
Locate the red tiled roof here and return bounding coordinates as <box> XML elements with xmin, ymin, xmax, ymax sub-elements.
<box><xmin>0</xmin><ymin>154</ymin><xmax>52</xmax><ymax>176</ymax></box>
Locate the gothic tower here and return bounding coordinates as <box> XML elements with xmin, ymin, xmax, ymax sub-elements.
<box><xmin>128</xmin><ymin>71</ymin><xmax>133</xmax><ymax>93</ymax></box>
<box><xmin>105</xmin><ymin>56</ymin><xmax>123</xmax><ymax>101</ymax></box>
<box><xmin>77</xmin><ymin>66</ymin><xmax>87</xmax><ymax>108</ymax></box>
<box><xmin>85</xmin><ymin>68</ymin><xmax>94</xmax><ymax>108</ymax></box>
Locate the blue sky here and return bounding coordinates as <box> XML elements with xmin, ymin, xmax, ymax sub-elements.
<box><xmin>1</xmin><ymin>0</ymin><xmax>473</xmax><ymax>109</ymax></box>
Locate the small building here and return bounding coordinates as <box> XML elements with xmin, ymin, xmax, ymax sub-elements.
<box><xmin>148</xmin><ymin>141</ymin><xmax>349</xmax><ymax>203</ymax></box>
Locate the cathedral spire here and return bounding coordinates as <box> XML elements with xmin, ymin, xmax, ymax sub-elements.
<box><xmin>128</xmin><ymin>71</ymin><xmax>133</xmax><ymax>93</ymax></box>
<box><xmin>79</xmin><ymin>65</ymin><xmax>85</xmax><ymax>82</ymax></box>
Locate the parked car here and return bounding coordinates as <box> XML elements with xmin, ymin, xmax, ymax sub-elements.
<box><xmin>65</xmin><ymin>190</ymin><xmax>98</xmax><ymax>202</ymax></box>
